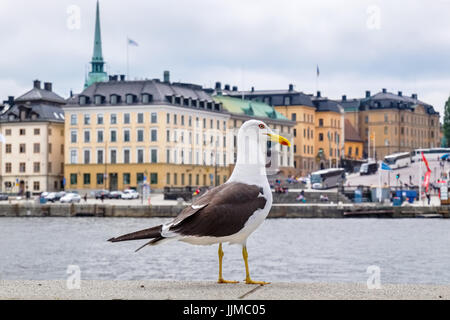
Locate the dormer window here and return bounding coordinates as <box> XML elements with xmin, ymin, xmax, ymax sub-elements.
<box><xmin>126</xmin><ymin>94</ymin><xmax>135</xmax><ymax>104</ymax></box>
<box><xmin>94</xmin><ymin>95</ymin><xmax>103</xmax><ymax>105</ymax></box>
<box><xmin>199</xmin><ymin>101</ymin><xmax>205</xmax><ymax>109</ymax></box>
<box><xmin>207</xmin><ymin>102</ymin><xmax>212</xmax><ymax>110</ymax></box>
<box><xmin>110</xmin><ymin>95</ymin><xmax>119</xmax><ymax>104</ymax></box>
<box><xmin>183</xmin><ymin>98</ymin><xmax>190</xmax><ymax>107</ymax></box>
<box><xmin>174</xmin><ymin>97</ymin><xmax>181</xmax><ymax>105</ymax></box>
<box><xmin>284</xmin><ymin>96</ymin><xmax>291</xmax><ymax>105</ymax></box>
<box><xmin>191</xmin><ymin>100</ymin><xmax>198</xmax><ymax>107</ymax></box>
<box><xmin>79</xmin><ymin>96</ymin><xmax>87</xmax><ymax>105</ymax></box>
<box><xmin>214</xmin><ymin>103</ymin><xmax>221</xmax><ymax>111</ymax></box>
<box><xmin>142</xmin><ymin>94</ymin><xmax>151</xmax><ymax>104</ymax></box>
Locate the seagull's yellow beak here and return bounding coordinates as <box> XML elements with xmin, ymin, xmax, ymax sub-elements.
<box><xmin>266</xmin><ymin>133</ymin><xmax>291</xmax><ymax>147</ymax></box>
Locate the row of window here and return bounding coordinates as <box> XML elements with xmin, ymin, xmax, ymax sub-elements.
<box><xmin>318</xmin><ymin>118</ymin><xmax>341</xmax><ymax>128</ymax></box>
<box><xmin>291</xmin><ymin>113</ymin><xmax>314</xmax><ymax>124</ymax></box>
<box><xmin>5</xmin><ymin>143</ymin><xmax>63</xmax><ymax>155</ymax></box>
<box><xmin>365</xmin><ymin>114</ymin><xmax>439</xmax><ymax>126</ymax></box>
<box><xmin>318</xmin><ymin>132</ymin><xmax>340</xmax><ymax>144</ymax></box>
<box><xmin>4</xmin><ymin>162</ymin><xmax>63</xmax><ymax>174</ymax></box>
<box><xmin>3</xmin><ymin>128</ymin><xmax>63</xmax><ymax>136</ymax></box>
<box><xmin>71</xmin><ymin>112</ymin><xmax>158</xmax><ymax>126</ymax></box>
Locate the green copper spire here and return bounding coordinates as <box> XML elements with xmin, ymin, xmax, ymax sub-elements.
<box><xmin>85</xmin><ymin>0</ymin><xmax>108</xmax><ymax>88</ymax></box>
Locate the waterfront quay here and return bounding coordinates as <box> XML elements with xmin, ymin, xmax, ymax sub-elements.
<box><xmin>1</xmin><ymin>280</ymin><xmax>449</xmax><ymax>300</ymax></box>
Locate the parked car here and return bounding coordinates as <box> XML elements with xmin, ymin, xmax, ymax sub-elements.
<box><xmin>121</xmin><ymin>189</ymin><xmax>139</xmax><ymax>199</ymax></box>
<box><xmin>55</xmin><ymin>191</ymin><xmax>66</xmax><ymax>201</ymax></box>
<box><xmin>60</xmin><ymin>193</ymin><xmax>81</xmax><ymax>203</ymax></box>
<box><xmin>0</xmin><ymin>193</ymin><xmax>9</xmax><ymax>201</ymax></box>
<box><xmin>95</xmin><ymin>190</ymin><xmax>110</xmax><ymax>199</ymax></box>
<box><xmin>109</xmin><ymin>191</ymin><xmax>123</xmax><ymax>199</ymax></box>
<box><xmin>45</xmin><ymin>192</ymin><xmax>58</xmax><ymax>203</ymax></box>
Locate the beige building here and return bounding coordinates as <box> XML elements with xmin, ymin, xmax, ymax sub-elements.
<box><xmin>0</xmin><ymin>80</ymin><xmax>65</xmax><ymax>194</ymax></box>
<box><xmin>340</xmin><ymin>89</ymin><xmax>441</xmax><ymax>160</ymax></box>
<box><xmin>64</xmin><ymin>76</ymin><xmax>231</xmax><ymax>192</ymax></box>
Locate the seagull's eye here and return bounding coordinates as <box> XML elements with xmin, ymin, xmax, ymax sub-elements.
<box><xmin>258</xmin><ymin>124</ymin><xmax>265</xmax><ymax>129</ymax></box>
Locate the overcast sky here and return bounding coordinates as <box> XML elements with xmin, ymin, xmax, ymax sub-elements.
<box><xmin>1</xmin><ymin>0</ymin><xmax>449</xmax><ymax>117</ymax></box>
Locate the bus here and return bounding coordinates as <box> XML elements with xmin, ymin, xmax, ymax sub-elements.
<box><xmin>411</xmin><ymin>148</ymin><xmax>450</xmax><ymax>163</ymax></box>
<box><xmin>360</xmin><ymin>162</ymin><xmax>378</xmax><ymax>176</ymax></box>
<box><xmin>384</xmin><ymin>152</ymin><xmax>411</xmax><ymax>169</ymax></box>
<box><xmin>311</xmin><ymin>168</ymin><xmax>346</xmax><ymax>189</ymax></box>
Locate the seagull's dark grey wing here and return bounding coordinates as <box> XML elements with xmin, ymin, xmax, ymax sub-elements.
<box><xmin>169</xmin><ymin>182</ymin><xmax>267</xmax><ymax>238</ymax></box>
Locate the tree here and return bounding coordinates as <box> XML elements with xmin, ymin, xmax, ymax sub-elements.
<box><xmin>443</xmin><ymin>96</ymin><xmax>450</xmax><ymax>147</ymax></box>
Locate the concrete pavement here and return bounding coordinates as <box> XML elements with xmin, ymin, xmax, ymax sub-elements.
<box><xmin>0</xmin><ymin>280</ymin><xmax>449</xmax><ymax>300</ymax></box>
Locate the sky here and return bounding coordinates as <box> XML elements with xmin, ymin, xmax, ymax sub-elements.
<box><xmin>1</xmin><ymin>0</ymin><xmax>449</xmax><ymax>117</ymax></box>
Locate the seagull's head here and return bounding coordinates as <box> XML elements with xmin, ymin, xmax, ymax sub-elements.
<box><xmin>239</xmin><ymin>120</ymin><xmax>291</xmax><ymax>147</ymax></box>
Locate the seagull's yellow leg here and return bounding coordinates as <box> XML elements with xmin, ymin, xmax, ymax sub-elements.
<box><xmin>242</xmin><ymin>246</ymin><xmax>270</xmax><ymax>285</ymax></box>
<box><xmin>217</xmin><ymin>243</ymin><xmax>239</xmax><ymax>284</ymax></box>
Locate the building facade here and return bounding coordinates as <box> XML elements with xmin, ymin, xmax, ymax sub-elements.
<box><xmin>0</xmin><ymin>80</ymin><xmax>65</xmax><ymax>194</ymax></box>
<box><xmin>340</xmin><ymin>89</ymin><xmax>440</xmax><ymax>160</ymax></box>
<box><xmin>212</xmin><ymin>93</ymin><xmax>295</xmax><ymax>176</ymax></box>
<box><xmin>64</xmin><ymin>77</ymin><xmax>231</xmax><ymax>192</ymax></box>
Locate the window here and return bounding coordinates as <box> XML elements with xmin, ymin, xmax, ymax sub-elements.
<box><xmin>97</xmin><ymin>130</ymin><xmax>104</xmax><ymax>143</ymax></box>
<box><xmin>110</xmin><ymin>130</ymin><xmax>117</xmax><ymax>142</ymax></box>
<box><xmin>151</xmin><ymin>149</ymin><xmax>157</xmax><ymax>163</ymax></box>
<box><xmin>150</xmin><ymin>173</ymin><xmax>158</xmax><ymax>185</ymax></box>
<box><xmin>5</xmin><ymin>129</ymin><xmax>11</xmax><ymax>136</ymax></box>
<box><xmin>166</xmin><ymin>173</ymin><xmax>171</xmax><ymax>185</ymax></box>
<box><xmin>137</xmin><ymin>173</ymin><xmax>144</xmax><ymax>185</ymax></box>
<box><xmin>5</xmin><ymin>163</ymin><xmax>11</xmax><ymax>173</ymax></box>
<box><xmin>319</xmin><ymin>133</ymin><xmax>324</xmax><ymax>141</ymax></box>
<box><xmin>84</xmin><ymin>130</ymin><xmax>90</xmax><ymax>143</ymax></box>
<box><xmin>83</xmin><ymin>173</ymin><xmax>91</xmax><ymax>185</ymax></box>
<box><xmin>5</xmin><ymin>144</ymin><xmax>12</xmax><ymax>153</ymax></box>
<box><xmin>137</xmin><ymin>149</ymin><xmax>144</xmax><ymax>163</ymax></box>
<box><xmin>110</xmin><ymin>149</ymin><xmax>117</xmax><ymax>164</ymax></box>
<box><xmin>123</xmin><ymin>173</ymin><xmax>131</xmax><ymax>185</ymax></box>
<box><xmin>291</xmin><ymin>113</ymin><xmax>297</xmax><ymax>121</ymax></box>
<box><xmin>319</xmin><ymin>119</ymin><xmax>324</xmax><ymax>127</ymax></box>
<box><xmin>348</xmin><ymin>147</ymin><xmax>352</xmax><ymax>156</ymax></box>
<box><xmin>151</xmin><ymin>113</ymin><xmax>157</xmax><ymax>124</ymax></box>
<box><xmin>69</xmin><ymin>174</ymin><xmax>77</xmax><ymax>186</ymax></box>
<box><xmin>84</xmin><ymin>150</ymin><xmax>90</xmax><ymax>164</ymax></box>
<box><xmin>166</xmin><ymin>113</ymin><xmax>170</xmax><ymax>124</ymax></box>
<box><xmin>96</xmin><ymin>174</ymin><xmax>104</xmax><ymax>185</ymax></box>
<box><xmin>19</xmin><ymin>144</ymin><xmax>26</xmax><ymax>153</ymax></box>
<box><xmin>33</xmin><ymin>181</ymin><xmax>40</xmax><ymax>191</ymax></box>
<box><xmin>137</xmin><ymin>129</ymin><xmax>144</xmax><ymax>142</ymax></box>
<box><xmin>20</xmin><ymin>129</ymin><xmax>26</xmax><ymax>135</ymax></box>
<box><xmin>34</xmin><ymin>128</ymin><xmax>40</xmax><ymax>135</ymax></box>
<box><xmin>384</xmin><ymin>126</ymin><xmax>388</xmax><ymax>135</ymax></box>
<box><xmin>284</xmin><ymin>96</ymin><xmax>291</xmax><ymax>105</ymax></box>
<box><xmin>97</xmin><ymin>149</ymin><xmax>104</xmax><ymax>164</ymax></box>
<box><xmin>71</xmin><ymin>130</ymin><xmax>77</xmax><ymax>143</ymax></box>
<box><xmin>110</xmin><ymin>114</ymin><xmax>117</xmax><ymax>124</ymax></box>
<box><xmin>124</xmin><ymin>113</ymin><xmax>130</xmax><ymax>124</ymax></box>
<box><xmin>151</xmin><ymin>129</ymin><xmax>157</xmax><ymax>142</ymax></box>
<box><xmin>355</xmin><ymin>147</ymin><xmax>359</xmax><ymax>156</ymax></box>
<box><xmin>137</xmin><ymin>113</ymin><xmax>144</xmax><ymax>124</ymax></box>
<box><xmin>166</xmin><ymin>130</ymin><xmax>170</xmax><ymax>142</ymax></box>
<box><xmin>97</xmin><ymin>114</ymin><xmax>104</xmax><ymax>125</ymax></box>
<box><xmin>19</xmin><ymin>163</ymin><xmax>26</xmax><ymax>173</ymax></box>
<box><xmin>124</xmin><ymin>129</ymin><xmax>130</xmax><ymax>142</ymax></box>
<box><xmin>70</xmin><ymin>150</ymin><xmax>77</xmax><ymax>164</ymax></box>
<box><xmin>365</xmin><ymin>116</ymin><xmax>369</xmax><ymax>124</ymax></box>
<box><xmin>84</xmin><ymin>114</ymin><xmax>90</xmax><ymax>125</ymax></box>
<box><xmin>124</xmin><ymin>149</ymin><xmax>130</xmax><ymax>164</ymax></box>
<box><xmin>70</xmin><ymin>114</ymin><xmax>77</xmax><ymax>125</ymax></box>
<box><xmin>48</xmin><ymin>143</ymin><xmax>52</xmax><ymax>154</ymax></box>
<box><xmin>166</xmin><ymin>149</ymin><xmax>170</xmax><ymax>163</ymax></box>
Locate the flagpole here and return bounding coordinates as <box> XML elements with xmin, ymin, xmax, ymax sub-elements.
<box><xmin>126</xmin><ymin>37</ymin><xmax>129</xmax><ymax>80</ymax></box>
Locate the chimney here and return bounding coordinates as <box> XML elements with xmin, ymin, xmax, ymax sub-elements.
<box><xmin>33</xmin><ymin>80</ymin><xmax>41</xmax><ymax>89</ymax></box>
<box><xmin>342</xmin><ymin>95</ymin><xmax>347</xmax><ymax>101</ymax></box>
<box><xmin>251</xmin><ymin>87</ymin><xmax>255</xmax><ymax>92</ymax></box>
<box><xmin>412</xmin><ymin>93</ymin><xmax>418</xmax><ymax>100</ymax></box>
<box><xmin>232</xmin><ymin>86</ymin><xmax>238</xmax><ymax>91</ymax></box>
<box><xmin>120</xmin><ymin>74</ymin><xmax>126</xmax><ymax>81</ymax></box>
<box><xmin>215</xmin><ymin>82</ymin><xmax>222</xmax><ymax>90</ymax></box>
<box><xmin>317</xmin><ymin>91</ymin><xmax>321</xmax><ymax>98</ymax></box>
<box><xmin>224</xmin><ymin>84</ymin><xmax>230</xmax><ymax>91</ymax></box>
<box><xmin>382</xmin><ymin>88</ymin><xmax>387</xmax><ymax>94</ymax></box>
<box><xmin>365</xmin><ymin>91</ymin><xmax>371</xmax><ymax>98</ymax></box>
<box><xmin>398</xmin><ymin>91</ymin><xmax>402</xmax><ymax>97</ymax></box>
<box><xmin>44</xmin><ymin>82</ymin><xmax>52</xmax><ymax>92</ymax></box>
<box><xmin>163</xmin><ymin>71</ymin><xmax>170</xmax><ymax>83</ymax></box>
<box><xmin>288</xmin><ymin>84</ymin><xmax>294</xmax><ymax>91</ymax></box>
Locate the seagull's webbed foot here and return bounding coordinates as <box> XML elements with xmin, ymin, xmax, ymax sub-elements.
<box><xmin>245</xmin><ymin>278</ymin><xmax>270</xmax><ymax>286</ymax></box>
<box><xmin>218</xmin><ymin>278</ymin><xmax>239</xmax><ymax>284</ymax></box>
<box><xmin>217</xmin><ymin>244</ymin><xmax>239</xmax><ymax>284</ymax></box>
<box><xmin>242</xmin><ymin>246</ymin><xmax>271</xmax><ymax>286</ymax></box>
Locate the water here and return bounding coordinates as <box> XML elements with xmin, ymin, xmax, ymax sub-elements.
<box><xmin>0</xmin><ymin>218</ymin><xmax>449</xmax><ymax>285</ymax></box>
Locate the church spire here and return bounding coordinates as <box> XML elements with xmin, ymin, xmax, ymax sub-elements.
<box><xmin>85</xmin><ymin>0</ymin><xmax>108</xmax><ymax>88</ymax></box>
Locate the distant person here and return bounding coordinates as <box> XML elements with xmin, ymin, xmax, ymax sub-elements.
<box><xmin>100</xmin><ymin>193</ymin><xmax>105</xmax><ymax>203</ymax></box>
<box><xmin>426</xmin><ymin>192</ymin><xmax>431</xmax><ymax>205</ymax></box>
<box><xmin>84</xmin><ymin>194</ymin><xmax>88</xmax><ymax>202</ymax></box>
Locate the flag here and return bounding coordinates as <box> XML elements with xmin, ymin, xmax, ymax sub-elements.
<box><xmin>380</xmin><ymin>162</ymin><xmax>392</xmax><ymax>171</ymax></box>
<box><xmin>0</xmin><ymin>133</ymin><xmax>5</xmax><ymax>144</ymax></box>
<box><xmin>316</xmin><ymin>65</ymin><xmax>320</xmax><ymax>77</ymax></box>
<box><xmin>128</xmin><ymin>38</ymin><xmax>139</xmax><ymax>46</ymax></box>
<box><xmin>423</xmin><ymin>171</ymin><xmax>431</xmax><ymax>193</ymax></box>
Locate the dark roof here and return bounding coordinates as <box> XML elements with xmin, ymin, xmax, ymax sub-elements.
<box><xmin>67</xmin><ymin>79</ymin><xmax>219</xmax><ymax>110</ymax></box>
<box><xmin>336</xmin><ymin>90</ymin><xmax>439</xmax><ymax>116</ymax></box>
<box><xmin>344</xmin><ymin>119</ymin><xmax>363</xmax><ymax>142</ymax></box>
<box><xmin>15</xmin><ymin>87</ymin><xmax>66</xmax><ymax>105</ymax></box>
<box><xmin>224</xmin><ymin>89</ymin><xmax>315</xmax><ymax>108</ymax></box>
<box><xmin>312</xmin><ymin>97</ymin><xmax>343</xmax><ymax>113</ymax></box>
<box><xmin>0</xmin><ymin>103</ymin><xmax>65</xmax><ymax>123</ymax></box>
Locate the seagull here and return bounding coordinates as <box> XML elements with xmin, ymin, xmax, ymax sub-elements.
<box><xmin>108</xmin><ymin>120</ymin><xmax>291</xmax><ymax>285</ymax></box>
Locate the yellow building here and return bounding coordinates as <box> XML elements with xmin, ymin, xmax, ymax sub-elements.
<box><xmin>340</xmin><ymin>89</ymin><xmax>441</xmax><ymax>160</ymax></box>
<box><xmin>63</xmin><ymin>77</ymin><xmax>231</xmax><ymax>192</ymax></box>
<box><xmin>0</xmin><ymin>80</ymin><xmax>65</xmax><ymax>194</ymax></box>
<box><xmin>344</xmin><ymin>119</ymin><xmax>364</xmax><ymax>160</ymax></box>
